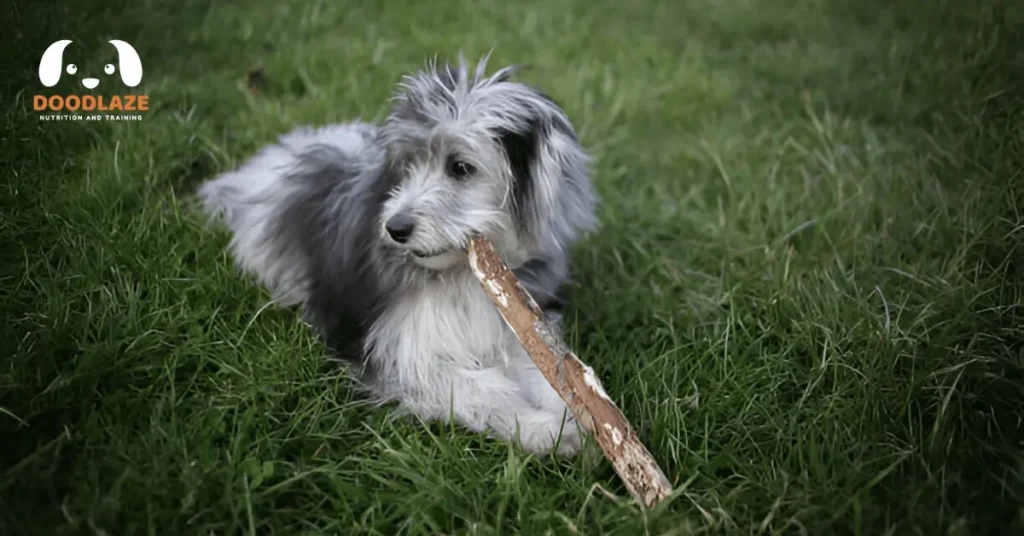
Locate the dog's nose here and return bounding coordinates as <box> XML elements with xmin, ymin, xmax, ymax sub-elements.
<box><xmin>385</xmin><ymin>215</ymin><xmax>415</xmax><ymax>244</ymax></box>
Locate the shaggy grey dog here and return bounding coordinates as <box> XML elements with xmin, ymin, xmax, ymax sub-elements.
<box><xmin>197</xmin><ymin>54</ymin><xmax>598</xmax><ymax>456</ymax></box>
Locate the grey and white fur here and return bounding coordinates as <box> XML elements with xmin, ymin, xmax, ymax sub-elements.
<box><xmin>197</xmin><ymin>54</ymin><xmax>598</xmax><ymax>456</ymax></box>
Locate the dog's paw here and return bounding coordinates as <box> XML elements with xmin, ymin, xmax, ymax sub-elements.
<box><xmin>513</xmin><ymin>410</ymin><xmax>583</xmax><ymax>457</ymax></box>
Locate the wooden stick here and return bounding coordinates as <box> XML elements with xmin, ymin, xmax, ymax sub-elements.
<box><xmin>467</xmin><ymin>235</ymin><xmax>673</xmax><ymax>509</ymax></box>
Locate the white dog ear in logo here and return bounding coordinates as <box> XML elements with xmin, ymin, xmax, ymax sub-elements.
<box><xmin>108</xmin><ymin>40</ymin><xmax>143</xmax><ymax>87</ymax></box>
<box><xmin>39</xmin><ymin>39</ymin><xmax>73</xmax><ymax>87</ymax></box>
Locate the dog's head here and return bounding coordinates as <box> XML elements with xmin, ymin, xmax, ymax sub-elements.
<box><xmin>38</xmin><ymin>39</ymin><xmax>143</xmax><ymax>89</ymax></box>
<box><xmin>376</xmin><ymin>53</ymin><xmax>597</xmax><ymax>270</ymax></box>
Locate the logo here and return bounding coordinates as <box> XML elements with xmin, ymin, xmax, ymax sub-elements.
<box><xmin>33</xmin><ymin>39</ymin><xmax>150</xmax><ymax>121</ymax></box>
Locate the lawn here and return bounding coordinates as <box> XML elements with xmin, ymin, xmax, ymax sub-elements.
<box><xmin>2</xmin><ymin>0</ymin><xmax>1022</xmax><ymax>534</ymax></box>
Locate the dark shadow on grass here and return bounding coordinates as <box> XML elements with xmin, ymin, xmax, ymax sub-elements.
<box><xmin>812</xmin><ymin>0</ymin><xmax>1024</xmax><ymax>531</ymax></box>
<box><xmin>0</xmin><ymin>1</ymin><xmax>230</xmax><ymax>531</ymax></box>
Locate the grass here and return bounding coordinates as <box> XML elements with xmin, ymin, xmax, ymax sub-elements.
<box><xmin>2</xmin><ymin>0</ymin><xmax>1022</xmax><ymax>533</ymax></box>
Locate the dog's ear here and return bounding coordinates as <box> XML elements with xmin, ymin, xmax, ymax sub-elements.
<box><xmin>497</xmin><ymin>119</ymin><xmax>541</xmax><ymax>227</ymax></box>
<box><xmin>39</xmin><ymin>40</ymin><xmax>72</xmax><ymax>87</ymax></box>
<box><xmin>109</xmin><ymin>40</ymin><xmax>143</xmax><ymax>87</ymax></box>
<box><xmin>496</xmin><ymin>90</ymin><xmax>598</xmax><ymax>252</ymax></box>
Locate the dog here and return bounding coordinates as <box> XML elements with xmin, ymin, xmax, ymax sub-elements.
<box><xmin>197</xmin><ymin>54</ymin><xmax>598</xmax><ymax>456</ymax></box>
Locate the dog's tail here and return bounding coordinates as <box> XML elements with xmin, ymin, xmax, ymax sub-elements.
<box><xmin>197</xmin><ymin>122</ymin><xmax>382</xmax><ymax>308</ymax></box>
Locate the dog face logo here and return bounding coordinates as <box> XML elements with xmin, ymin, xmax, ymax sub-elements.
<box><xmin>38</xmin><ymin>39</ymin><xmax>143</xmax><ymax>89</ymax></box>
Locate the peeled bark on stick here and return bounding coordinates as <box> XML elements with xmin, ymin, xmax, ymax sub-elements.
<box><xmin>467</xmin><ymin>235</ymin><xmax>673</xmax><ymax>509</ymax></box>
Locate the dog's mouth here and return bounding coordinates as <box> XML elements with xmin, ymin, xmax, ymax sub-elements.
<box><xmin>411</xmin><ymin>249</ymin><xmax>450</xmax><ymax>259</ymax></box>
<box><xmin>410</xmin><ymin>241</ymin><xmax>472</xmax><ymax>259</ymax></box>
<box><xmin>407</xmin><ymin>247</ymin><xmax>465</xmax><ymax>270</ymax></box>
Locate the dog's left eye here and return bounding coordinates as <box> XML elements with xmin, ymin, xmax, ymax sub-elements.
<box><xmin>104</xmin><ymin>64</ymin><xmax>116</xmax><ymax>75</ymax></box>
<box><xmin>447</xmin><ymin>158</ymin><xmax>475</xmax><ymax>179</ymax></box>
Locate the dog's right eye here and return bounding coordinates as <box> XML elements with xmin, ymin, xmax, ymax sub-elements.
<box><xmin>447</xmin><ymin>158</ymin><xmax>475</xmax><ymax>179</ymax></box>
<box><xmin>66</xmin><ymin>64</ymin><xmax>77</xmax><ymax>75</ymax></box>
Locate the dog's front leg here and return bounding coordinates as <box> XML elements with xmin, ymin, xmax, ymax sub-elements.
<box><xmin>380</xmin><ymin>358</ymin><xmax>582</xmax><ymax>457</ymax></box>
<box><xmin>503</xmin><ymin>310</ymin><xmax>581</xmax><ymax>428</ymax></box>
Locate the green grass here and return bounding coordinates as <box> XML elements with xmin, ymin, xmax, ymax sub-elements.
<box><xmin>2</xmin><ymin>0</ymin><xmax>1022</xmax><ymax>533</ymax></box>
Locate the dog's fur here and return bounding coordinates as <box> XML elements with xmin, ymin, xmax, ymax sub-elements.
<box><xmin>197</xmin><ymin>54</ymin><xmax>598</xmax><ymax>456</ymax></box>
